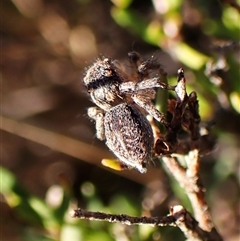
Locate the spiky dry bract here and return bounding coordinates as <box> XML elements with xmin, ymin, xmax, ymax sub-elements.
<box><xmin>104</xmin><ymin>103</ymin><xmax>154</xmax><ymax>173</ymax></box>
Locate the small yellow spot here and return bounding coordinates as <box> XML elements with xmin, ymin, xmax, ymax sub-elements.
<box><xmin>101</xmin><ymin>158</ymin><xmax>125</xmax><ymax>171</ymax></box>
<box><xmin>230</xmin><ymin>92</ymin><xmax>240</xmax><ymax>114</ymax></box>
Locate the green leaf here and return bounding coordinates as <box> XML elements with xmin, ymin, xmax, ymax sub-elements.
<box><xmin>111</xmin><ymin>0</ymin><xmax>133</xmax><ymax>9</ymax></box>
<box><xmin>111</xmin><ymin>8</ymin><xmax>146</xmax><ymax>37</ymax></box>
<box><xmin>60</xmin><ymin>224</ymin><xmax>83</xmax><ymax>241</ymax></box>
<box><xmin>174</xmin><ymin>43</ymin><xmax>208</xmax><ymax>69</ymax></box>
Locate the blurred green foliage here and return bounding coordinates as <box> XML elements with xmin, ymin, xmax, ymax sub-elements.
<box><xmin>1</xmin><ymin>166</ymin><xmax>164</xmax><ymax>241</ymax></box>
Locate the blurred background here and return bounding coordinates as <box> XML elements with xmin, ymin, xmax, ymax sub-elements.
<box><xmin>1</xmin><ymin>0</ymin><xmax>240</xmax><ymax>240</ymax></box>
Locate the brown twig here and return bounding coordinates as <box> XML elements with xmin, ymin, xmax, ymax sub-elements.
<box><xmin>162</xmin><ymin>151</ymin><xmax>211</xmax><ymax>230</ymax></box>
<box><xmin>162</xmin><ymin>153</ymin><xmax>222</xmax><ymax>241</ymax></box>
<box><xmin>71</xmin><ymin>205</ymin><xmax>219</xmax><ymax>241</ymax></box>
<box><xmin>156</xmin><ymin>68</ymin><xmax>222</xmax><ymax>240</ymax></box>
<box><xmin>70</xmin><ymin>207</ymin><xmax>176</xmax><ymax>227</ymax></box>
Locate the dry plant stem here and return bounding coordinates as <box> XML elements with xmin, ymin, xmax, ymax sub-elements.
<box><xmin>162</xmin><ymin>154</ymin><xmax>210</xmax><ymax>229</ymax></box>
<box><xmin>185</xmin><ymin>149</ymin><xmax>213</xmax><ymax>231</ymax></box>
<box><xmin>71</xmin><ymin>208</ymin><xmax>176</xmax><ymax>227</ymax></box>
<box><xmin>71</xmin><ymin>205</ymin><xmax>216</xmax><ymax>241</ymax></box>
<box><xmin>1</xmin><ymin>116</ymin><xmax>165</xmax><ymax>185</ymax></box>
<box><xmin>162</xmin><ymin>154</ymin><xmax>223</xmax><ymax>241</ymax></box>
<box><xmin>170</xmin><ymin>206</ymin><xmax>216</xmax><ymax>241</ymax></box>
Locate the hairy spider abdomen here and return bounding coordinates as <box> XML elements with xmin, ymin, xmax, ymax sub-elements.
<box><xmin>104</xmin><ymin>103</ymin><xmax>154</xmax><ymax>173</ymax></box>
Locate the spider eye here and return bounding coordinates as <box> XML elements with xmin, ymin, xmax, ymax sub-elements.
<box><xmin>104</xmin><ymin>69</ymin><xmax>112</xmax><ymax>77</ymax></box>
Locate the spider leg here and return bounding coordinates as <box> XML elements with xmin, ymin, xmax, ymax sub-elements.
<box><xmin>119</xmin><ymin>78</ymin><xmax>175</xmax><ymax>93</ymax></box>
<box><xmin>128</xmin><ymin>51</ymin><xmax>161</xmax><ymax>79</ymax></box>
<box><xmin>87</xmin><ymin>107</ymin><xmax>105</xmax><ymax>140</ymax></box>
<box><xmin>131</xmin><ymin>94</ymin><xmax>169</xmax><ymax>128</ymax></box>
<box><xmin>128</xmin><ymin>51</ymin><xmax>142</xmax><ymax>77</ymax></box>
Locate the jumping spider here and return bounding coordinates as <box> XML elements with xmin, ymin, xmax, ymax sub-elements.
<box><xmin>83</xmin><ymin>52</ymin><xmax>174</xmax><ymax>173</ymax></box>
